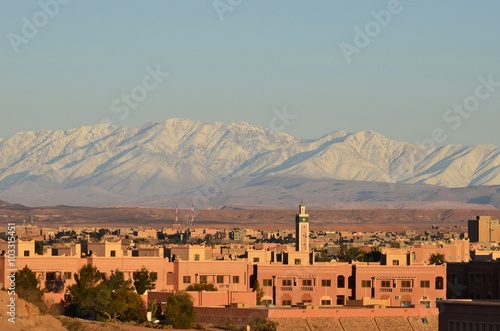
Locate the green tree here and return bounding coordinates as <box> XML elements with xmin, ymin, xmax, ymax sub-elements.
<box><xmin>315</xmin><ymin>250</ymin><xmax>332</xmax><ymax>262</ymax></box>
<box><xmin>252</xmin><ymin>280</ymin><xmax>264</xmax><ymax>305</ymax></box>
<box><xmin>68</xmin><ymin>266</ymin><xmax>146</xmax><ymax>322</ymax></box>
<box><xmin>67</xmin><ymin>264</ymin><xmax>110</xmax><ymax>319</ymax></box>
<box><xmin>106</xmin><ymin>270</ymin><xmax>145</xmax><ymax>322</ymax></box>
<box><xmin>148</xmin><ymin>300</ymin><xmax>159</xmax><ymax>320</ymax></box>
<box><xmin>336</xmin><ymin>246</ymin><xmax>366</xmax><ymax>263</ymax></box>
<box><xmin>429</xmin><ymin>253</ymin><xmax>445</xmax><ymax>265</ymax></box>
<box><xmin>35</xmin><ymin>241</ymin><xmax>44</xmax><ymax>255</ymax></box>
<box><xmin>165</xmin><ymin>291</ymin><xmax>195</xmax><ymax>329</ymax></box>
<box><xmin>107</xmin><ymin>269</ymin><xmax>132</xmax><ymax>292</ymax></box>
<box><xmin>15</xmin><ymin>266</ymin><xmax>44</xmax><ymax>307</ymax></box>
<box><xmin>389</xmin><ymin>241</ymin><xmax>401</xmax><ymax>248</ymax></box>
<box><xmin>133</xmin><ymin>266</ymin><xmax>157</xmax><ymax>294</ymax></box>
<box><xmin>110</xmin><ymin>289</ymin><xmax>146</xmax><ymax>322</ymax></box>
<box><xmin>362</xmin><ymin>246</ymin><xmax>382</xmax><ymax>262</ymax></box>
<box><xmin>250</xmin><ymin>317</ymin><xmax>278</xmax><ymax>331</ymax></box>
<box><xmin>185</xmin><ymin>283</ymin><xmax>217</xmax><ymax>291</ymax></box>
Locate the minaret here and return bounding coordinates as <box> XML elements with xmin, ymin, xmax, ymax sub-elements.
<box><xmin>295</xmin><ymin>201</ymin><xmax>309</xmax><ymax>252</ymax></box>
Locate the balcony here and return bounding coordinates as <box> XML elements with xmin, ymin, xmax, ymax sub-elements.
<box><xmin>400</xmin><ymin>288</ymin><xmax>413</xmax><ymax>293</ymax></box>
<box><xmin>280</xmin><ymin>287</ymin><xmax>293</xmax><ymax>291</ymax></box>
<box><xmin>379</xmin><ymin>288</ymin><xmax>392</xmax><ymax>292</ymax></box>
<box><xmin>301</xmin><ymin>286</ymin><xmax>313</xmax><ymax>291</ymax></box>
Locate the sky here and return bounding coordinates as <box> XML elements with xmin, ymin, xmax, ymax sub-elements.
<box><xmin>0</xmin><ymin>0</ymin><xmax>499</xmax><ymax>146</ymax></box>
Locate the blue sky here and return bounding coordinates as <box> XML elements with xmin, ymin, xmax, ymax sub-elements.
<box><xmin>1</xmin><ymin>0</ymin><xmax>499</xmax><ymax>146</ymax></box>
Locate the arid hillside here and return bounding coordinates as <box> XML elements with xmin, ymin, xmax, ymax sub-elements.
<box><xmin>0</xmin><ymin>291</ymin><xmax>66</xmax><ymax>331</ymax></box>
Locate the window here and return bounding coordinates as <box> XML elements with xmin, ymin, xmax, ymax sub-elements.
<box><xmin>24</xmin><ymin>250</ymin><xmax>30</xmax><ymax>257</ymax></box>
<box><xmin>262</xmin><ymin>299</ymin><xmax>272</xmax><ymax>306</ymax></box>
<box><xmin>321</xmin><ymin>279</ymin><xmax>331</xmax><ymax>287</ymax></box>
<box><xmin>232</xmin><ymin>276</ymin><xmax>239</xmax><ymax>283</ymax></box>
<box><xmin>282</xmin><ymin>300</ymin><xmax>291</xmax><ymax>305</ymax></box>
<box><xmin>420</xmin><ymin>280</ymin><xmax>430</xmax><ymax>288</ymax></box>
<box><xmin>302</xmin><ymin>279</ymin><xmax>312</xmax><ymax>286</ymax></box>
<box><xmin>294</xmin><ymin>259</ymin><xmax>301</xmax><ymax>265</ymax></box>
<box><xmin>263</xmin><ymin>279</ymin><xmax>272</xmax><ymax>286</ymax></box>
<box><xmin>253</xmin><ymin>257</ymin><xmax>260</xmax><ymax>263</ymax></box>
<box><xmin>64</xmin><ymin>272</ymin><xmax>72</xmax><ymax>280</ymax></box>
<box><xmin>110</xmin><ymin>250</ymin><xmax>116</xmax><ymax>257</ymax></box>
<box><xmin>381</xmin><ymin>280</ymin><xmax>391</xmax><ymax>288</ymax></box>
<box><xmin>282</xmin><ymin>279</ymin><xmax>292</xmax><ymax>286</ymax></box>
<box><xmin>420</xmin><ymin>301</ymin><xmax>430</xmax><ymax>308</ymax></box>
<box><xmin>217</xmin><ymin>275</ymin><xmax>224</xmax><ymax>284</ymax></box>
<box><xmin>183</xmin><ymin>276</ymin><xmax>191</xmax><ymax>284</ymax></box>
<box><xmin>337</xmin><ymin>275</ymin><xmax>345</xmax><ymax>288</ymax></box>
<box><xmin>321</xmin><ymin>299</ymin><xmax>332</xmax><ymax>305</ymax></box>
<box><xmin>401</xmin><ymin>280</ymin><xmax>411</xmax><ymax>288</ymax></box>
<box><xmin>392</xmin><ymin>260</ymin><xmax>399</xmax><ymax>266</ymax></box>
<box><xmin>336</xmin><ymin>295</ymin><xmax>345</xmax><ymax>305</ymax></box>
<box><xmin>361</xmin><ymin>280</ymin><xmax>371</xmax><ymax>288</ymax></box>
<box><xmin>194</xmin><ymin>254</ymin><xmax>200</xmax><ymax>261</ymax></box>
<box><xmin>200</xmin><ymin>276</ymin><xmax>207</xmax><ymax>284</ymax></box>
<box><xmin>435</xmin><ymin>277</ymin><xmax>444</xmax><ymax>290</ymax></box>
<box><xmin>401</xmin><ymin>301</ymin><xmax>411</xmax><ymax>307</ymax></box>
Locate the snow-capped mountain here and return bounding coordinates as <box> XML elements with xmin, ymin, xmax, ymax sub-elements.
<box><xmin>0</xmin><ymin>118</ymin><xmax>499</xmax><ymax>207</ymax></box>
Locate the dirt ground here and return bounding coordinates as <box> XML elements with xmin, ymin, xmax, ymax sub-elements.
<box><xmin>64</xmin><ymin>317</ymin><xmax>224</xmax><ymax>331</ymax></box>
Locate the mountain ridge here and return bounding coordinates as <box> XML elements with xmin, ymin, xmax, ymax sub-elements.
<box><xmin>1</xmin><ymin>118</ymin><xmax>499</xmax><ymax>208</ymax></box>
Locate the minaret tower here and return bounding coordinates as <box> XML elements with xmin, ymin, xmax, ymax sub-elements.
<box><xmin>295</xmin><ymin>201</ymin><xmax>309</xmax><ymax>252</ymax></box>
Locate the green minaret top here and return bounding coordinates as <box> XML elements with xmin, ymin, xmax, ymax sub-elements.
<box><xmin>297</xmin><ymin>202</ymin><xmax>309</xmax><ymax>222</ymax></box>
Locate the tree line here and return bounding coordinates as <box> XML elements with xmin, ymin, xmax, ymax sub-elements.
<box><xmin>13</xmin><ymin>264</ymin><xmax>196</xmax><ymax>329</ymax></box>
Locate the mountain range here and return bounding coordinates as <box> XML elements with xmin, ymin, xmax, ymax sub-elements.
<box><xmin>1</xmin><ymin>118</ymin><xmax>499</xmax><ymax>209</ymax></box>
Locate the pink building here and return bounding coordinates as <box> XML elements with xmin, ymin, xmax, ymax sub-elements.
<box><xmin>354</xmin><ymin>263</ymin><xmax>446</xmax><ymax>308</ymax></box>
<box><xmin>0</xmin><ymin>203</ymin><xmax>448</xmax><ymax>311</ymax></box>
<box><xmin>255</xmin><ymin>262</ymin><xmax>352</xmax><ymax>306</ymax></box>
<box><xmin>381</xmin><ymin>240</ymin><xmax>470</xmax><ymax>266</ymax></box>
<box><xmin>173</xmin><ymin>260</ymin><xmax>249</xmax><ymax>292</ymax></box>
<box><xmin>0</xmin><ymin>239</ymin><xmax>173</xmax><ymax>304</ymax></box>
<box><xmin>411</xmin><ymin>240</ymin><xmax>470</xmax><ymax>264</ymax></box>
<box><xmin>248</xmin><ymin>204</ymin><xmax>447</xmax><ymax>308</ymax></box>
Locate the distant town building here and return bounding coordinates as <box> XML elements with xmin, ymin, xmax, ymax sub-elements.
<box><xmin>468</xmin><ymin>216</ymin><xmax>500</xmax><ymax>243</ymax></box>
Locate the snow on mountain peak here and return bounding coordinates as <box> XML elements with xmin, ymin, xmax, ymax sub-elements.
<box><xmin>0</xmin><ymin>118</ymin><xmax>499</xmax><ymax>206</ymax></box>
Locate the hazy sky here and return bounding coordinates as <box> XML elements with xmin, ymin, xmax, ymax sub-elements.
<box><xmin>1</xmin><ymin>0</ymin><xmax>499</xmax><ymax>146</ymax></box>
